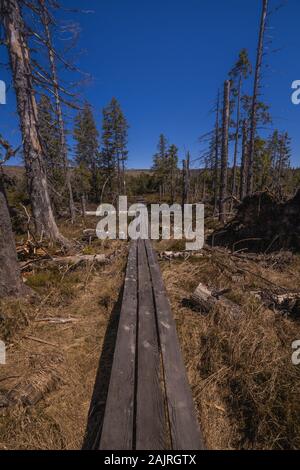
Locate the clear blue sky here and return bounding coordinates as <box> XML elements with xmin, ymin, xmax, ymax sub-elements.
<box><xmin>1</xmin><ymin>0</ymin><xmax>300</xmax><ymax>168</ymax></box>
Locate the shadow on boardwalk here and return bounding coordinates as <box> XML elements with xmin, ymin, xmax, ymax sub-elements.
<box><xmin>82</xmin><ymin>287</ymin><xmax>124</xmax><ymax>450</ymax></box>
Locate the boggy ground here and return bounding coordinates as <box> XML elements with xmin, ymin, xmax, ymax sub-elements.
<box><xmin>0</xmin><ymin>225</ymin><xmax>300</xmax><ymax>449</ymax></box>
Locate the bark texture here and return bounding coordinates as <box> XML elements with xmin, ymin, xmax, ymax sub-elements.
<box><xmin>0</xmin><ymin>182</ymin><xmax>24</xmax><ymax>297</ymax></box>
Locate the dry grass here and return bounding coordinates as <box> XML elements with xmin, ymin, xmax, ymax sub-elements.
<box><xmin>0</xmin><ymin>237</ymin><xmax>127</xmax><ymax>450</ymax></box>
<box><xmin>160</xmin><ymin>247</ymin><xmax>300</xmax><ymax>450</ymax></box>
<box><xmin>1</xmin><ymin>220</ymin><xmax>300</xmax><ymax>450</ymax></box>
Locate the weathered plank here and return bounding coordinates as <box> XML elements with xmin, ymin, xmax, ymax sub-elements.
<box><xmin>136</xmin><ymin>240</ymin><xmax>166</xmax><ymax>450</ymax></box>
<box><xmin>99</xmin><ymin>241</ymin><xmax>138</xmax><ymax>450</ymax></box>
<box><xmin>145</xmin><ymin>240</ymin><xmax>205</xmax><ymax>450</ymax></box>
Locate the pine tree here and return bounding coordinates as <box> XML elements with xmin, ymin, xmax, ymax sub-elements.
<box><xmin>100</xmin><ymin>98</ymin><xmax>129</xmax><ymax>199</ymax></box>
<box><xmin>247</xmin><ymin>0</ymin><xmax>269</xmax><ymax>195</ymax></box>
<box><xmin>253</xmin><ymin>137</ymin><xmax>270</xmax><ymax>191</ymax></box>
<box><xmin>268</xmin><ymin>131</ymin><xmax>291</xmax><ymax>197</ymax></box>
<box><xmin>167</xmin><ymin>144</ymin><xmax>179</xmax><ymax>203</ymax></box>
<box><xmin>74</xmin><ymin>102</ymin><xmax>100</xmax><ymax>201</ymax></box>
<box><xmin>229</xmin><ymin>49</ymin><xmax>252</xmax><ymax>207</ymax></box>
<box><xmin>37</xmin><ymin>95</ymin><xmax>63</xmax><ymax>203</ymax></box>
<box><xmin>152</xmin><ymin>134</ymin><xmax>168</xmax><ymax>196</ymax></box>
<box><xmin>152</xmin><ymin>136</ymin><xmax>179</xmax><ymax>201</ymax></box>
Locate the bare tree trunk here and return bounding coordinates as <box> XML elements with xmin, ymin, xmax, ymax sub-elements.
<box><xmin>213</xmin><ymin>91</ymin><xmax>220</xmax><ymax>215</ymax></box>
<box><xmin>247</xmin><ymin>0</ymin><xmax>269</xmax><ymax>196</ymax></box>
<box><xmin>122</xmin><ymin>159</ymin><xmax>126</xmax><ymax>195</ymax></box>
<box><xmin>219</xmin><ymin>80</ymin><xmax>230</xmax><ymax>223</ymax></box>
<box><xmin>240</xmin><ymin>120</ymin><xmax>249</xmax><ymax>200</ymax></box>
<box><xmin>230</xmin><ymin>76</ymin><xmax>242</xmax><ymax>213</ymax></box>
<box><xmin>170</xmin><ymin>166</ymin><xmax>175</xmax><ymax>204</ymax></box>
<box><xmin>117</xmin><ymin>153</ymin><xmax>121</xmax><ymax>199</ymax></box>
<box><xmin>202</xmin><ymin>173</ymin><xmax>206</xmax><ymax>201</ymax></box>
<box><xmin>81</xmin><ymin>193</ymin><xmax>86</xmax><ymax>220</ymax></box>
<box><xmin>1</xmin><ymin>0</ymin><xmax>69</xmax><ymax>245</ymax></box>
<box><xmin>182</xmin><ymin>154</ymin><xmax>190</xmax><ymax>207</ymax></box>
<box><xmin>0</xmin><ymin>178</ymin><xmax>24</xmax><ymax>297</ymax></box>
<box><xmin>38</xmin><ymin>0</ymin><xmax>75</xmax><ymax>222</ymax></box>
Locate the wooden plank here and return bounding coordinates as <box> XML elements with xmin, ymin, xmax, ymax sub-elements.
<box><xmin>136</xmin><ymin>240</ymin><xmax>166</xmax><ymax>450</ymax></box>
<box><xmin>99</xmin><ymin>241</ymin><xmax>138</xmax><ymax>450</ymax></box>
<box><xmin>145</xmin><ymin>240</ymin><xmax>205</xmax><ymax>450</ymax></box>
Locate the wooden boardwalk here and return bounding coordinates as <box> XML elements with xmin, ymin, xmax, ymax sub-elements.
<box><xmin>98</xmin><ymin>239</ymin><xmax>204</xmax><ymax>450</ymax></box>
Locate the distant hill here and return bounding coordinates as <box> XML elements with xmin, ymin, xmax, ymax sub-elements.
<box><xmin>2</xmin><ymin>165</ymin><xmax>153</xmax><ymax>179</ymax></box>
<box><xmin>2</xmin><ymin>165</ymin><xmax>25</xmax><ymax>180</ymax></box>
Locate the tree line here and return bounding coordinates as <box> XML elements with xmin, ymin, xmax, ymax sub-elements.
<box><xmin>151</xmin><ymin>0</ymin><xmax>296</xmax><ymax>221</ymax></box>
<box><xmin>0</xmin><ymin>0</ymin><xmax>298</xmax><ymax>298</ymax></box>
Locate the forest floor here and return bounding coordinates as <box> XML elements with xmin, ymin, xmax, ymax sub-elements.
<box><xmin>0</xmin><ymin>218</ymin><xmax>300</xmax><ymax>450</ymax></box>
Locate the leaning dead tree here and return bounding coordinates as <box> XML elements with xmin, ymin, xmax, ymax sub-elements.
<box><xmin>0</xmin><ymin>0</ymin><xmax>69</xmax><ymax>245</ymax></box>
<box><xmin>219</xmin><ymin>80</ymin><xmax>230</xmax><ymax>223</ymax></box>
<box><xmin>247</xmin><ymin>0</ymin><xmax>269</xmax><ymax>196</ymax></box>
<box><xmin>37</xmin><ymin>0</ymin><xmax>76</xmax><ymax>222</ymax></box>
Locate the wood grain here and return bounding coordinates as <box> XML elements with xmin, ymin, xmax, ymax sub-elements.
<box><xmin>99</xmin><ymin>241</ymin><xmax>138</xmax><ymax>450</ymax></box>
<box><xmin>135</xmin><ymin>240</ymin><xmax>165</xmax><ymax>450</ymax></box>
<box><xmin>145</xmin><ymin>240</ymin><xmax>205</xmax><ymax>450</ymax></box>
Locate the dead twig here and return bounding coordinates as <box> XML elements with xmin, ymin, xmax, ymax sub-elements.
<box><xmin>24</xmin><ymin>336</ymin><xmax>59</xmax><ymax>348</ymax></box>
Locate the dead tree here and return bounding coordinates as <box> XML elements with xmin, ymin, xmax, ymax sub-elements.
<box><xmin>240</xmin><ymin>119</ymin><xmax>249</xmax><ymax>200</ymax></box>
<box><xmin>0</xmin><ymin>140</ymin><xmax>25</xmax><ymax>297</ymax></box>
<box><xmin>247</xmin><ymin>0</ymin><xmax>269</xmax><ymax>196</ymax></box>
<box><xmin>219</xmin><ymin>80</ymin><xmax>230</xmax><ymax>223</ymax></box>
<box><xmin>182</xmin><ymin>153</ymin><xmax>190</xmax><ymax>206</ymax></box>
<box><xmin>0</xmin><ymin>186</ymin><xmax>25</xmax><ymax>297</ymax></box>
<box><xmin>1</xmin><ymin>0</ymin><xmax>69</xmax><ymax>245</ymax></box>
<box><xmin>213</xmin><ymin>90</ymin><xmax>220</xmax><ymax>215</ymax></box>
<box><xmin>38</xmin><ymin>0</ymin><xmax>76</xmax><ymax>222</ymax></box>
<box><xmin>230</xmin><ymin>76</ymin><xmax>241</xmax><ymax>213</ymax></box>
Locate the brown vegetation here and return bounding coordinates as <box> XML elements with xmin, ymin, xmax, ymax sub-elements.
<box><xmin>156</xmin><ymin>240</ymin><xmax>300</xmax><ymax>449</ymax></box>
<box><xmin>0</xmin><ymin>230</ymin><xmax>127</xmax><ymax>449</ymax></box>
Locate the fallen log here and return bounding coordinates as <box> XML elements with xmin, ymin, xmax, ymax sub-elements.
<box><xmin>251</xmin><ymin>290</ymin><xmax>300</xmax><ymax>318</ymax></box>
<box><xmin>0</xmin><ymin>356</ymin><xmax>63</xmax><ymax>408</ymax></box>
<box><xmin>159</xmin><ymin>251</ymin><xmax>204</xmax><ymax>260</ymax></box>
<box><xmin>189</xmin><ymin>283</ymin><xmax>242</xmax><ymax>317</ymax></box>
<box><xmin>20</xmin><ymin>254</ymin><xmax>109</xmax><ymax>271</ymax></box>
<box><xmin>51</xmin><ymin>254</ymin><xmax>108</xmax><ymax>267</ymax></box>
